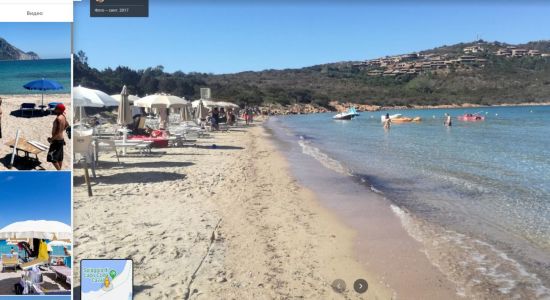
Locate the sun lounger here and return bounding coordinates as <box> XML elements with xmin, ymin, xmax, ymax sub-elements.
<box><xmin>20</xmin><ymin>103</ymin><xmax>36</xmax><ymax>117</ymax></box>
<box><xmin>50</xmin><ymin>265</ymin><xmax>71</xmax><ymax>283</ymax></box>
<box><xmin>1</xmin><ymin>254</ymin><xmax>19</xmax><ymax>272</ymax></box>
<box><xmin>32</xmin><ymin>283</ymin><xmax>71</xmax><ymax>295</ymax></box>
<box><xmin>20</xmin><ymin>259</ymin><xmax>48</xmax><ymax>270</ymax></box>
<box><xmin>4</xmin><ymin>137</ymin><xmax>44</xmax><ymax>165</ymax></box>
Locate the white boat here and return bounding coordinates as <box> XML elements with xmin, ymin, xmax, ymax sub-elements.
<box><xmin>380</xmin><ymin>113</ymin><xmax>402</xmax><ymax>122</ymax></box>
<box><xmin>333</xmin><ymin>107</ymin><xmax>360</xmax><ymax>120</ymax></box>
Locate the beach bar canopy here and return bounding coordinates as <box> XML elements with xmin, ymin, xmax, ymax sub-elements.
<box><xmin>134</xmin><ymin>94</ymin><xmax>189</xmax><ymax>109</ymax></box>
<box><xmin>0</xmin><ymin>220</ymin><xmax>71</xmax><ymax>241</ymax></box>
<box><xmin>73</xmin><ymin>86</ymin><xmax>118</xmax><ymax>107</ymax></box>
<box><xmin>23</xmin><ymin>78</ymin><xmax>64</xmax><ymax>107</ymax></box>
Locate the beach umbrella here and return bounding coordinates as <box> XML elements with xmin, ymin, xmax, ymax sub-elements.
<box><xmin>216</xmin><ymin>101</ymin><xmax>239</xmax><ymax>108</ymax></box>
<box><xmin>192</xmin><ymin>99</ymin><xmax>217</xmax><ymax>108</ymax></box>
<box><xmin>47</xmin><ymin>240</ymin><xmax>71</xmax><ymax>247</ymax></box>
<box><xmin>181</xmin><ymin>105</ymin><xmax>193</xmax><ymax>121</ymax></box>
<box><xmin>196</xmin><ymin>99</ymin><xmax>208</xmax><ymax>120</ymax></box>
<box><xmin>110</xmin><ymin>94</ymin><xmax>140</xmax><ymax>105</ymax></box>
<box><xmin>23</xmin><ymin>78</ymin><xmax>63</xmax><ymax>107</ymax></box>
<box><xmin>73</xmin><ymin>86</ymin><xmax>118</xmax><ymax>107</ymax></box>
<box><xmin>117</xmin><ymin>85</ymin><xmax>133</xmax><ymax>126</ymax></box>
<box><xmin>134</xmin><ymin>94</ymin><xmax>188</xmax><ymax>109</ymax></box>
<box><xmin>0</xmin><ymin>220</ymin><xmax>72</xmax><ymax>241</ymax></box>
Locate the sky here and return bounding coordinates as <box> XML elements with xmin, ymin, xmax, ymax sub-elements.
<box><xmin>0</xmin><ymin>23</ymin><xmax>71</xmax><ymax>59</ymax></box>
<box><xmin>74</xmin><ymin>1</ymin><xmax>550</xmax><ymax>74</ymax></box>
<box><xmin>0</xmin><ymin>172</ymin><xmax>71</xmax><ymax>228</ymax></box>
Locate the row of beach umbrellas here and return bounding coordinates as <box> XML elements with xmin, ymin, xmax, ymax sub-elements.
<box><xmin>74</xmin><ymin>86</ymin><xmax>239</xmax><ymax>126</ymax></box>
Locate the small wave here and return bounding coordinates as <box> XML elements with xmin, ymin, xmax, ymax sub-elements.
<box><xmin>298</xmin><ymin>139</ymin><xmax>349</xmax><ymax>176</ymax></box>
<box><xmin>390</xmin><ymin>205</ymin><xmax>550</xmax><ymax>299</ymax></box>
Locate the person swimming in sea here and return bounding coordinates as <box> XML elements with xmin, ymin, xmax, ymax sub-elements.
<box><xmin>383</xmin><ymin>113</ymin><xmax>391</xmax><ymax>130</ymax></box>
<box><xmin>444</xmin><ymin>113</ymin><xmax>452</xmax><ymax>127</ymax></box>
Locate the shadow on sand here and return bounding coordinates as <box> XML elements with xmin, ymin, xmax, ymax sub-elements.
<box><xmin>9</xmin><ymin>109</ymin><xmax>50</xmax><ymax>119</ymax></box>
<box><xmin>73</xmin><ymin>171</ymin><xmax>186</xmax><ymax>186</ymax></box>
<box><xmin>93</xmin><ymin>161</ymin><xmax>194</xmax><ymax>169</ymax></box>
<box><xmin>194</xmin><ymin>145</ymin><xmax>244</xmax><ymax>150</ymax></box>
<box><xmin>73</xmin><ymin>284</ymin><xmax>153</xmax><ymax>299</ymax></box>
<box><xmin>0</xmin><ymin>154</ymin><xmax>44</xmax><ymax>170</ymax></box>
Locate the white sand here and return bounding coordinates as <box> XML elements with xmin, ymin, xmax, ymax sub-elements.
<box><xmin>73</xmin><ymin>122</ymin><xmax>392</xmax><ymax>299</ymax></box>
<box><xmin>0</xmin><ymin>94</ymin><xmax>71</xmax><ymax>170</ymax></box>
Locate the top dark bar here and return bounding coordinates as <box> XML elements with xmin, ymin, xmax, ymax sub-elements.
<box><xmin>90</xmin><ymin>0</ymin><xmax>148</xmax><ymax>17</ymax></box>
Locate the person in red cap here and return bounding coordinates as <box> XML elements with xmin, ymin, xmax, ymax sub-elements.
<box><xmin>47</xmin><ymin>103</ymin><xmax>68</xmax><ymax>170</ymax></box>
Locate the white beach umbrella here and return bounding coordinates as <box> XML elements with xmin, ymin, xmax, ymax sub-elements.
<box><xmin>196</xmin><ymin>99</ymin><xmax>208</xmax><ymax>120</ymax></box>
<box><xmin>73</xmin><ymin>86</ymin><xmax>119</xmax><ymax>107</ymax></box>
<box><xmin>216</xmin><ymin>101</ymin><xmax>239</xmax><ymax>108</ymax></box>
<box><xmin>111</xmin><ymin>94</ymin><xmax>140</xmax><ymax>105</ymax></box>
<box><xmin>181</xmin><ymin>105</ymin><xmax>193</xmax><ymax>121</ymax></box>
<box><xmin>192</xmin><ymin>99</ymin><xmax>217</xmax><ymax>108</ymax></box>
<box><xmin>47</xmin><ymin>240</ymin><xmax>71</xmax><ymax>247</ymax></box>
<box><xmin>117</xmin><ymin>85</ymin><xmax>133</xmax><ymax>126</ymax></box>
<box><xmin>0</xmin><ymin>220</ymin><xmax>72</xmax><ymax>241</ymax></box>
<box><xmin>134</xmin><ymin>94</ymin><xmax>189</xmax><ymax>109</ymax></box>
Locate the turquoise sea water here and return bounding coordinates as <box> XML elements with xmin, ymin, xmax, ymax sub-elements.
<box><xmin>268</xmin><ymin>105</ymin><xmax>550</xmax><ymax>298</ymax></box>
<box><xmin>0</xmin><ymin>240</ymin><xmax>72</xmax><ymax>267</ymax></box>
<box><xmin>0</xmin><ymin>59</ymin><xmax>71</xmax><ymax>94</ymax></box>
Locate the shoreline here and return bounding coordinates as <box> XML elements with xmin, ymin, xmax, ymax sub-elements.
<box><xmin>266</xmin><ymin>114</ymin><xmax>550</xmax><ymax>299</ymax></box>
<box><xmin>73</xmin><ymin>121</ymin><xmax>392</xmax><ymax>299</ymax></box>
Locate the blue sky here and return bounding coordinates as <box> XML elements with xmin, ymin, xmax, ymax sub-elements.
<box><xmin>0</xmin><ymin>23</ymin><xmax>71</xmax><ymax>59</ymax></box>
<box><xmin>74</xmin><ymin>2</ymin><xmax>550</xmax><ymax>74</ymax></box>
<box><xmin>0</xmin><ymin>172</ymin><xmax>71</xmax><ymax>228</ymax></box>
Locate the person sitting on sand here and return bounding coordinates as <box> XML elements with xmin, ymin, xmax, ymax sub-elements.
<box><xmin>47</xmin><ymin>103</ymin><xmax>68</xmax><ymax>170</ymax></box>
<box><xmin>383</xmin><ymin>113</ymin><xmax>391</xmax><ymax>130</ymax></box>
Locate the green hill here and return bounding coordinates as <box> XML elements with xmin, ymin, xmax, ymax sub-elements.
<box><xmin>74</xmin><ymin>40</ymin><xmax>550</xmax><ymax>108</ymax></box>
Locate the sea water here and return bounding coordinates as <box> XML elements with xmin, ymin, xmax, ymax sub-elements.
<box><xmin>0</xmin><ymin>59</ymin><xmax>71</xmax><ymax>94</ymax></box>
<box><xmin>267</xmin><ymin>105</ymin><xmax>550</xmax><ymax>298</ymax></box>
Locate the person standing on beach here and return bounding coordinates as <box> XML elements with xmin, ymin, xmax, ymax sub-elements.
<box><xmin>444</xmin><ymin>113</ymin><xmax>452</xmax><ymax>127</ymax></box>
<box><xmin>47</xmin><ymin>103</ymin><xmax>68</xmax><ymax>170</ymax></box>
<box><xmin>383</xmin><ymin>113</ymin><xmax>391</xmax><ymax>130</ymax></box>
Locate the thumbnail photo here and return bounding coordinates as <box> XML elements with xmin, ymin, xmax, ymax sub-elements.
<box><xmin>0</xmin><ymin>172</ymin><xmax>72</xmax><ymax>296</ymax></box>
<box><xmin>0</xmin><ymin>23</ymin><xmax>72</xmax><ymax>171</ymax></box>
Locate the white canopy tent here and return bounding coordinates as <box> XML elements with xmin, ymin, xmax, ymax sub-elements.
<box><xmin>0</xmin><ymin>220</ymin><xmax>72</xmax><ymax>241</ymax></box>
<box><xmin>110</xmin><ymin>94</ymin><xmax>140</xmax><ymax>105</ymax></box>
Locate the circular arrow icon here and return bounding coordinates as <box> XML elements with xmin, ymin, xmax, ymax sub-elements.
<box><xmin>331</xmin><ymin>279</ymin><xmax>346</xmax><ymax>293</ymax></box>
<box><xmin>354</xmin><ymin>279</ymin><xmax>368</xmax><ymax>294</ymax></box>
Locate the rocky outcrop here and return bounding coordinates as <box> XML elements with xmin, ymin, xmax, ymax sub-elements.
<box><xmin>0</xmin><ymin>38</ymin><xmax>40</xmax><ymax>60</ymax></box>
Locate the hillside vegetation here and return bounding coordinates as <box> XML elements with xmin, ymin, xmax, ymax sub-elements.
<box><xmin>74</xmin><ymin>40</ymin><xmax>550</xmax><ymax>108</ymax></box>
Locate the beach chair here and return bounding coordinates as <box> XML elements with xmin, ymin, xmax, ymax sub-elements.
<box><xmin>20</xmin><ymin>103</ymin><xmax>36</xmax><ymax>117</ymax></box>
<box><xmin>50</xmin><ymin>265</ymin><xmax>71</xmax><ymax>283</ymax></box>
<box><xmin>1</xmin><ymin>254</ymin><xmax>19</xmax><ymax>272</ymax></box>
<box><xmin>47</xmin><ymin>102</ymin><xmax>60</xmax><ymax>115</ymax></box>
<box><xmin>20</xmin><ymin>259</ymin><xmax>48</xmax><ymax>270</ymax></box>
<box><xmin>95</xmin><ymin>137</ymin><xmax>120</xmax><ymax>164</ymax></box>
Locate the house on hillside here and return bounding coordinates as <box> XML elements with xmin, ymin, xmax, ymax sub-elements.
<box><xmin>495</xmin><ymin>48</ymin><xmax>512</xmax><ymax>56</ymax></box>
<box><xmin>512</xmin><ymin>49</ymin><xmax>529</xmax><ymax>57</ymax></box>
<box><xmin>528</xmin><ymin>50</ymin><xmax>541</xmax><ymax>56</ymax></box>
<box><xmin>464</xmin><ymin>45</ymin><xmax>485</xmax><ymax>54</ymax></box>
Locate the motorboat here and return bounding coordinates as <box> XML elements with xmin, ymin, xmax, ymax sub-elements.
<box><xmin>380</xmin><ymin>113</ymin><xmax>402</xmax><ymax>122</ymax></box>
<box><xmin>458</xmin><ymin>113</ymin><xmax>485</xmax><ymax>121</ymax></box>
<box><xmin>333</xmin><ymin>107</ymin><xmax>360</xmax><ymax>120</ymax></box>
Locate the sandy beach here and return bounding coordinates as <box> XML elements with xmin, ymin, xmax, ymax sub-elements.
<box><xmin>73</xmin><ymin>121</ymin><xmax>398</xmax><ymax>299</ymax></box>
<box><xmin>0</xmin><ymin>93</ymin><xmax>72</xmax><ymax>170</ymax></box>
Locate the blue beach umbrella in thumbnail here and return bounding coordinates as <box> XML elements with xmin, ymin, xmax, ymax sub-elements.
<box><xmin>23</xmin><ymin>78</ymin><xmax>64</xmax><ymax>107</ymax></box>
